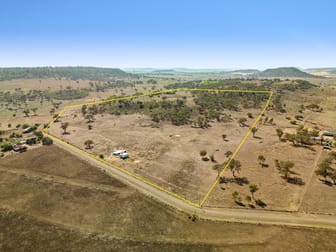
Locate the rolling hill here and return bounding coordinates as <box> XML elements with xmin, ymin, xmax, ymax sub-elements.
<box><xmin>0</xmin><ymin>67</ymin><xmax>129</xmax><ymax>81</ymax></box>
<box><xmin>256</xmin><ymin>67</ymin><xmax>317</xmax><ymax>78</ymax></box>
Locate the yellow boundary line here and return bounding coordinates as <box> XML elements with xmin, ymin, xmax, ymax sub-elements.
<box><xmin>199</xmin><ymin>90</ymin><xmax>273</xmax><ymax>206</ymax></box>
<box><xmin>43</xmin><ymin>88</ymin><xmax>273</xmax><ymax>208</ymax></box>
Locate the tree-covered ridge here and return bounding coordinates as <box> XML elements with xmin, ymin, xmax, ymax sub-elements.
<box><xmin>0</xmin><ymin>67</ymin><xmax>129</xmax><ymax>81</ymax></box>
<box><xmin>256</xmin><ymin>67</ymin><xmax>317</xmax><ymax>78</ymax></box>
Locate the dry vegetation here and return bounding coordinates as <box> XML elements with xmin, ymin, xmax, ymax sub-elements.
<box><xmin>1</xmin><ymin>74</ymin><xmax>336</xmax><ymax>250</ymax></box>
<box><xmin>207</xmin><ymin>84</ymin><xmax>336</xmax><ymax>212</ymax></box>
<box><xmin>0</xmin><ymin>146</ymin><xmax>336</xmax><ymax>251</ymax></box>
<box><xmin>48</xmin><ymin>90</ymin><xmax>265</xmax><ymax>203</ymax></box>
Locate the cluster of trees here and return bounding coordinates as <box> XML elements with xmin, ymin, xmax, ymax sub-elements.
<box><xmin>88</xmin><ymin>79</ymin><xmax>136</xmax><ymax>92</ymax></box>
<box><xmin>305</xmin><ymin>103</ymin><xmax>323</xmax><ymax>112</ymax></box>
<box><xmin>80</xmin><ymin>89</ymin><xmax>267</xmax><ymax>128</ymax></box>
<box><xmin>272</xmin><ymin>95</ymin><xmax>286</xmax><ymax>113</ymax></box>
<box><xmin>315</xmin><ymin>152</ymin><xmax>336</xmax><ymax>185</ymax></box>
<box><xmin>281</xmin><ymin>125</ymin><xmax>319</xmax><ymax>146</ymax></box>
<box><xmin>91</xmin><ymin>98</ymin><xmax>194</xmax><ymax>126</ymax></box>
<box><xmin>0</xmin><ymin>128</ymin><xmax>50</xmax><ymax>152</ymax></box>
<box><xmin>279</xmin><ymin>80</ymin><xmax>317</xmax><ymax>92</ymax></box>
<box><xmin>51</xmin><ymin>86</ymin><xmax>89</xmax><ymax>100</ymax></box>
<box><xmin>232</xmin><ymin>185</ymin><xmax>266</xmax><ymax>208</ymax></box>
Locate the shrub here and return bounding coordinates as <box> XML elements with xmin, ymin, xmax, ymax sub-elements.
<box><xmin>26</xmin><ymin>138</ymin><xmax>37</xmax><ymax>145</ymax></box>
<box><xmin>34</xmin><ymin>131</ymin><xmax>43</xmax><ymax>140</ymax></box>
<box><xmin>1</xmin><ymin>143</ymin><xmax>13</xmax><ymax>152</ymax></box>
<box><xmin>99</xmin><ymin>154</ymin><xmax>104</xmax><ymax>159</ymax></box>
<box><xmin>22</xmin><ymin>123</ymin><xmax>30</xmax><ymax>129</ymax></box>
<box><xmin>42</xmin><ymin>137</ymin><xmax>53</xmax><ymax>145</ymax></box>
<box><xmin>200</xmin><ymin>150</ymin><xmax>207</xmax><ymax>156</ymax></box>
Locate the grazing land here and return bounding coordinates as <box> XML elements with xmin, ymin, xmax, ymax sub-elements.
<box><xmin>47</xmin><ymin>89</ymin><xmax>269</xmax><ymax>203</ymax></box>
<box><xmin>0</xmin><ymin>145</ymin><xmax>336</xmax><ymax>251</ymax></box>
<box><xmin>0</xmin><ymin>68</ymin><xmax>336</xmax><ymax>249</ymax></box>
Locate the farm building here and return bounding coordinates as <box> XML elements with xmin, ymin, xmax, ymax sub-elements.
<box><xmin>12</xmin><ymin>144</ymin><xmax>27</xmax><ymax>152</ymax></box>
<box><xmin>112</xmin><ymin>149</ymin><xmax>129</xmax><ymax>159</ymax></box>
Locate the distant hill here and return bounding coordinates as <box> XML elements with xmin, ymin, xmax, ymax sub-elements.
<box><xmin>230</xmin><ymin>69</ymin><xmax>260</xmax><ymax>74</ymax></box>
<box><xmin>256</xmin><ymin>67</ymin><xmax>317</xmax><ymax>78</ymax></box>
<box><xmin>305</xmin><ymin>68</ymin><xmax>336</xmax><ymax>77</ymax></box>
<box><xmin>124</xmin><ymin>68</ymin><xmax>230</xmax><ymax>74</ymax></box>
<box><xmin>0</xmin><ymin>67</ymin><xmax>129</xmax><ymax>81</ymax></box>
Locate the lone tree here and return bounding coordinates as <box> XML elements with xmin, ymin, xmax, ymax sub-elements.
<box><xmin>276</xmin><ymin>128</ymin><xmax>284</xmax><ymax>140</ymax></box>
<box><xmin>84</xmin><ymin>139</ymin><xmax>94</xmax><ymax>149</ymax></box>
<box><xmin>225</xmin><ymin>150</ymin><xmax>233</xmax><ymax>158</ymax></box>
<box><xmin>238</xmin><ymin>118</ymin><xmax>247</xmax><ymax>127</ymax></box>
<box><xmin>249</xmin><ymin>184</ymin><xmax>259</xmax><ymax>201</ymax></box>
<box><xmin>200</xmin><ymin>150</ymin><xmax>207</xmax><ymax>156</ymax></box>
<box><xmin>212</xmin><ymin>164</ymin><xmax>223</xmax><ymax>176</ymax></box>
<box><xmin>279</xmin><ymin>160</ymin><xmax>295</xmax><ymax>180</ymax></box>
<box><xmin>31</xmin><ymin>107</ymin><xmax>38</xmax><ymax>116</ymax></box>
<box><xmin>229</xmin><ymin>159</ymin><xmax>241</xmax><ymax>178</ymax></box>
<box><xmin>251</xmin><ymin>127</ymin><xmax>258</xmax><ymax>137</ymax></box>
<box><xmin>42</xmin><ymin>136</ymin><xmax>53</xmax><ymax>145</ymax></box>
<box><xmin>257</xmin><ymin>155</ymin><xmax>266</xmax><ymax>167</ymax></box>
<box><xmin>85</xmin><ymin>113</ymin><xmax>95</xmax><ymax>123</ymax></box>
<box><xmin>315</xmin><ymin>158</ymin><xmax>334</xmax><ymax>184</ymax></box>
<box><xmin>23</xmin><ymin>109</ymin><xmax>30</xmax><ymax>117</ymax></box>
<box><xmin>232</xmin><ymin>191</ymin><xmax>242</xmax><ymax>204</ymax></box>
<box><xmin>222</xmin><ymin>134</ymin><xmax>227</xmax><ymax>141</ymax></box>
<box><xmin>61</xmin><ymin>122</ymin><xmax>69</xmax><ymax>135</ymax></box>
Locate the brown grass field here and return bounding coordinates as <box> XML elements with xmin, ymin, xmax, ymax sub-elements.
<box><xmin>206</xmin><ymin>86</ymin><xmax>336</xmax><ymax>212</ymax></box>
<box><xmin>47</xmin><ymin>90</ymin><xmax>263</xmax><ymax>203</ymax></box>
<box><xmin>0</xmin><ymin>145</ymin><xmax>336</xmax><ymax>251</ymax></box>
<box><xmin>1</xmin><ymin>77</ymin><xmax>336</xmax><ymax>250</ymax></box>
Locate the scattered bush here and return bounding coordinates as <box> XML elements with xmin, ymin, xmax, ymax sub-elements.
<box><xmin>42</xmin><ymin>137</ymin><xmax>53</xmax><ymax>145</ymax></box>
<box><xmin>1</xmin><ymin>143</ymin><xmax>13</xmax><ymax>152</ymax></box>
<box><xmin>200</xmin><ymin>150</ymin><xmax>207</xmax><ymax>156</ymax></box>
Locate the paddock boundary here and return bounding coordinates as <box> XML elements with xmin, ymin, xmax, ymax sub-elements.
<box><xmin>43</xmin><ymin>88</ymin><xmax>273</xmax><ymax>208</ymax></box>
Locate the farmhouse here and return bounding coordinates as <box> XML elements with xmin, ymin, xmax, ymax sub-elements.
<box><xmin>12</xmin><ymin>144</ymin><xmax>27</xmax><ymax>152</ymax></box>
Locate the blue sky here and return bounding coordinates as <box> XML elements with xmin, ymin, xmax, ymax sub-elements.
<box><xmin>1</xmin><ymin>0</ymin><xmax>335</xmax><ymax>68</ymax></box>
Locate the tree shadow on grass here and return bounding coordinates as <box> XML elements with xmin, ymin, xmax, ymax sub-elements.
<box><xmin>255</xmin><ymin>199</ymin><xmax>267</xmax><ymax>208</ymax></box>
<box><xmin>319</xmin><ymin>179</ymin><xmax>333</xmax><ymax>187</ymax></box>
<box><xmin>219</xmin><ymin>177</ymin><xmax>250</xmax><ymax>186</ymax></box>
<box><xmin>287</xmin><ymin>177</ymin><xmax>305</xmax><ymax>186</ymax></box>
<box><xmin>234</xmin><ymin>201</ymin><xmax>245</xmax><ymax>207</ymax></box>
